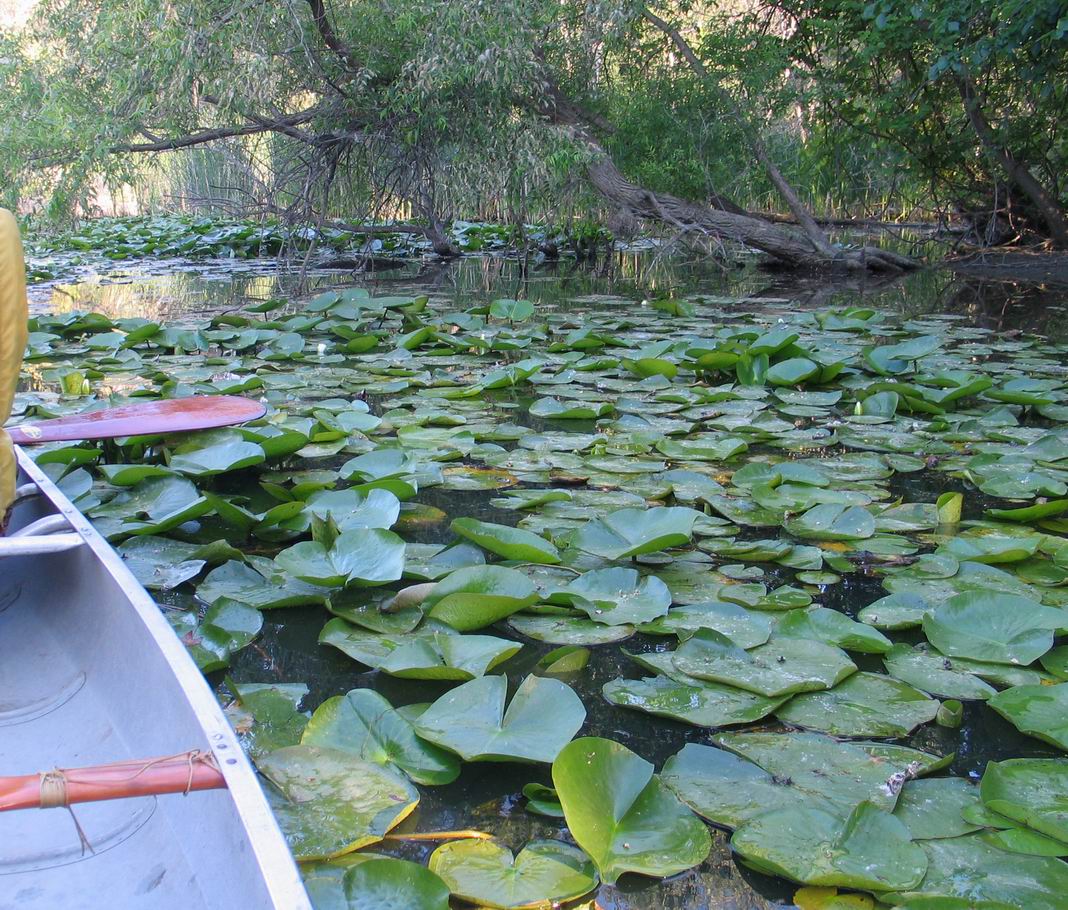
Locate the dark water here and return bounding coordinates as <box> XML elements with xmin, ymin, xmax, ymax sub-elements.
<box><xmin>33</xmin><ymin>251</ymin><xmax>1068</xmax><ymax>909</ymax></box>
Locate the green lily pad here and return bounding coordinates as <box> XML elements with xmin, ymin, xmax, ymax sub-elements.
<box><xmin>319</xmin><ymin>618</ymin><xmax>521</xmax><ymax>680</ymax></box>
<box><xmin>980</xmin><ymin>759</ymin><xmax>1068</xmax><ymax>845</ymax></box>
<box><xmin>228</xmin><ymin>683</ymin><xmax>309</xmax><ymax>760</ymax></box>
<box><xmin>882</xmin><ymin>834</ymin><xmax>1068</xmax><ymax>910</ymax></box>
<box><xmin>731</xmin><ymin>801</ymin><xmax>928</xmax><ymax>891</ymax></box>
<box><xmin>571</xmin><ymin>506</ymin><xmax>699</xmax><ymax>559</ymax></box>
<box><xmin>275</xmin><ymin>528</ymin><xmax>406</xmax><ymax>587</ymax></box>
<box><xmin>507</xmin><ymin>615</ymin><xmax>635</xmax><ymax>644</ymax></box>
<box><xmin>428</xmin><ymin>839</ymin><xmax>598</xmax><ymax>910</ymax></box>
<box><xmin>197</xmin><ymin>560</ymin><xmax>326</xmax><ymax>609</ymax></box>
<box><xmin>552</xmin><ymin>566</ymin><xmax>671</xmax><ymax>626</ymax></box>
<box><xmin>423</xmin><ymin>565</ymin><xmax>539</xmax><ymax>630</ymax></box>
<box><xmin>552</xmin><ymin>737</ymin><xmax>711</xmax><ymax>884</ymax></box>
<box><xmin>892</xmin><ymin>778</ymin><xmax>982</xmax><ymax>840</ymax></box>
<box><xmin>450</xmin><ymin>517</ymin><xmax>561</xmax><ymax>564</ymax></box>
<box><xmin>168</xmin><ymin>597</ymin><xmax>262</xmax><ymax>672</ymax></box>
<box><xmin>168</xmin><ymin>428</ymin><xmax>266</xmax><ymax>476</ymax></box>
<box><xmin>774</xmin><ymin>607</ymin><xmax>892</xmax><ymax>654</ymax></box>
<box><xmin>305</xmin><ymin>858</ymin><xmax>451</xmax><ymax>910</ymax></box>
<box><xmin>118</xmin><ymin>535</ymin><xmax>205</xmax><ymax>590</ymax></box>
<box><xmin>259</xmin><ymin>745</ymin><xmax>419</xmax><ymax>860</ymax></box>
<box><xmin>922</xmin><ymin>592</ymin><xmax>1065</xmax><ymax>666</ymax></box>
<box><xmin>301</xmin><ymin>688</ymin><xmax>460</xmax><ymax>785</ymax></box>
<box><xmin>858</xmin><ymin>593</ymin><xmax>930</xmax><ymax>630</ymax></box>
<box><xmin>776</xmin><ymin>672</ymin><xmax>939</xmax><ymax>737</ymax></box>
<box><xmin>784</xmin><ymin>504</ymin><xmax>875</xmax><ymax>541</ymax></box>
<box><xmin>604</xmin><ymin>674</ymin><xmax>786</xmax><ymax>727</ymax></box>
<box><xmin>672</xmin><ymin>629</ymin><xmax>857</xmax><ymax>697</ymax></box>
<box><xmin>413</xmin><ymin>674</ymin><xmax>585</xmax><ymax>763</ymax></box>
<box><xmin>883</xmin><ymin>644</ymin><xmax>997</xmax><ymax>701</ymax></box>
<box><xmin>637</xmin><ymin>600</ymin><xmax>773</xmax><ymax>648</ymax></box>
<box><xmin>989</xmin><ymin>683</ymin><xmax>1068</xmax><ymax>751</ymax></box>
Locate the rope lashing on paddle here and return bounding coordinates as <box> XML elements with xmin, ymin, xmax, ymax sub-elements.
<box><xmin>33</xmin><ymin>750</ymin><xmax>222</xmax><ymax>855</ymax></box>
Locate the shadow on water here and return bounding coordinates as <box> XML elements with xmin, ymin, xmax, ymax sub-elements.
<box><xmin>34</xmin><ymin>249</ymin><xmax>1068</xmax><ymax>910</ymax></box>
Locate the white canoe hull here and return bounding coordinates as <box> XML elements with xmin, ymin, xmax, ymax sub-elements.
<box><xmin>0</xmin><ymin>449</ymin><xmax>310</xmax><ymax>909</ymax></box>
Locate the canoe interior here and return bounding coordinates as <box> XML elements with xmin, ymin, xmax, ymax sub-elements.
<box><xmin>0</xmin><ymin>451</ymin><xmax>309</xmax><ymax>910</ymax></box>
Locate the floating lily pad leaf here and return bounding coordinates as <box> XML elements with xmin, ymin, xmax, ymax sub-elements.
<box><xmin>301</xmin><ymin>688</ymin><xmax>459</xmax><ymax>786</ymax></box>
<box><xmin>637</xmin><ymin>600</ymin><xmax>773</xmax><ymax>649</ymax></box>
<box><xmin>857</xmin><ymin>593</ymin><xmax>930</xmax><ymax>630</ymax></box>
<box><xmin>413</xmin><ymin>674</ymin><xmax>585</xmax><ymax>763</ymax></box>
<box><xmin>883</xmin><ymin>644</ymin><xmax>997</xmax><ymax>701</ymax></box>
<box><xmin>536</xmin><ymin>645</ymin><xmax>590</xmax><ymax>676</ymax></box>
<box><xmin>319</xmin><ymin>618</ymin><xmax>521</xmax><ymax>680</ymax></box>
<box><xmin>989</xmin><ymin>683</ymin><xmax>1068</xmax><ymax>751</ymax></box>
<box><xmin>767</xmin><ymin>357</ymin><xmax>819</xmax><ymax>386</ymax></box>
<box><xmin>529</xmin><ymin>397</ymin><xmax>614</xmax><ymax>419</ymax></box>
<box><xmin>667</xmin><ymin>732</ymin><xmax>947</xmax><ymax>828</ymax></box>
<box><xmin>402</xmin><ymin>542</ymin><xmax>486</xmax><ymax>581</ymax></box>
<box><xmin>493</xmin><ymin>489</ymin><xmax>573</xmax><ymax>510</ymax></box>
<box><xmin>523</xmin><ymin>783</ymin><xmax>564</xmax><ymax>817</ymax></box>
<box><xmin>655</xmin><ymin>436</ymin><xmax>748</xmax><ymax>461</ymax></box>
<box><xmin>922</xmin><ymin>592</ymin><xmax>1065</xmax><ymax>666</ymax></box>
<box><xmin>99</xmin><ymin>463</ymin><xmax>177</xmax><ymax>486</ymax></box>
<box><xmin>939</xmin><ymin>534</ymin><xmax>1043</xmax><ymax>565</ymax></box>
<box><xmin>327</xmin><ymin>589</ymin><xmax>423</xmax><ymax>634</ymax></box>
<box><xmin>1040</xmin><ymin>646</ymin><xmax>1068</xmax><ymax>680</ymax></box>
<box><xmin>260</xmin><ymin>745</ymin><xmax>419</xmax><ymax>860</ymax></box>
<box><xmin>552</xmin><ymin>567</ymin><xmax>671</xmax><ymax>626</ymax></box>
<box><xmin>428</xmin><ymin>839</ymin><xmax>598</xmax><ymax>910</ymax></box>
<box><xmin>552</xmin><ymin>737</ymin><xmax>711</xmax><ymax>884</ymax></box>
<box><xmin>776</xmin><ymin>672</ymin><xmax>939</xmax><ymax>737</ymax></box>
<box><xmin>604</xmin><ymin>674</ymin><xmax>786</xmax><ymax>728</ymax></box>
<box><xmin>757</xmin><ymin>586</ymin><xmax>813</xmax><ymax>611</ymax></box>
<box><xmin>980</xmin><ymin>759</ymin><xmax>1068</xmax><ymax>845</ymax></box>
<box><xmin>198</xmin><ymin>560</ymin><xmax>326</xmax><ymax>609</ymax></box>
<box><xmin>450</xmin><ymin>517</ymin><xmax>560</xmax><ymax>564</ymax></box>
<box><xmin>873</xmin><ymin>502</ymin><xmax>939</xmax><ymax>532</ymax></box>
<box><xmin>673</xmin><ymin>629</ymin><xmax>856</xmax><ymax>697</ymax></box>
<box><xmin>168</xmin><ymin>429</ymin><xmax>266</xmax><ymax>477</ymax></box>
<box><xmin>892</xmin><ymin>778</ymin><xmax>982</xmax><ymax>840</ymax></box>
<box><xmin>308</xmin><ymin>858</ymin><xmax>451</xmax><ymax>910</ymax></box>
<box><xmin>791</xmin><ymin>886</ymin><xmax>874</xmax><ymax>910</ymax></box>
<box><xmin>170</xmin><ymin>597</ymin><xmax>263</xmax><ymax>672</ymax></box>
<box><xmin>866</xmin><ymin>335</ymin><xmax>942</xmax><ymax>375</ymax></box>
<box><xmin>882</xmin><ymin>834</ymin><xmax>1068</xmax><ymax>910</ymax></box>
<box><xmin>785</xmin><ymin>504</ymin><xmax>875</xmax><ymax>541</ymax></box>
<box><xmin>229</xmin><ymin>683</ymin><xmax>309</xmax><ymax>760</ymax></box>
<box><xmin>507</xmin><ymin>615</ymin><xmax>635</xmax><ymax>645</ymax></box>
<box><xmin>947</xmin><ymin>657</ymin><xmax>1057</xmax><ymax>689</ymax></box>
<box><xmin>571</xmin><ymin>506</ymin><xmax>699</xmax><ymax>559</ymax></box>
<box><xmin>980</xmin><ymin>826</ymin><xmax>1068</xmax><ymax>857</ymax></box>
<box><xmin>986</xmin><ymin>499</ymin><xmax>1068</xmax><ymax>523</ymax></box>
<box><xmin>775</xmin><ymin>607</ymin><xmax>892</xmax><ymax>654</ymax></box>
<box><xmin>117</xmin><ymin>535</ymin><xmax>205</xmax><ymax>590</ymax></box>
<box><xmin>423</xmin><ymin>565</ymin><xmax>539</xmax><ymax>630</ymax></box>
<box><xmin>275</xmin><ymin>528</ymin><xmax>405</xmax><ymax>587</ymax></box>
<box><xmin>731</xmin><ymin>801</ymin><xmax>927</xmax><ymax>891</ymax></box>
<box><xmin>304</xmin><ymin>489</ymin><xmax>401</xmax><ymax>532</ymax></box>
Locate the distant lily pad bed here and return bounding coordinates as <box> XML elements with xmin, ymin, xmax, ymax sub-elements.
<box><xmin>20</xmin><ymin>278</ymin><xmax>1068</xmax><ymax>909</ymax></box>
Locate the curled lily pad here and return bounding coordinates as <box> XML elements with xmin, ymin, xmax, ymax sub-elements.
<box><xmin>731</xmin><ymin>801</ymin><xmax>928</xmax><ymax>891</ymax></box>
<box><xmin>570</xmin><ymin>506</ymin><xmax>699</xmax><ymax>559</ymax></box>
<box><xmin>673</xmin><ymin>629</ymin><xmax>857</xmax><ymax>697</ymax></box>
<box><xmin>428</xmin><ymin>839</ymin><xmax>598</xmax><ymax>910</ymax></box>
<box><xmin>551</xmin><ymin>566</ymin><xmax>671</xmax><ymax>626</ymax></box>
<box><xmin>259</xmin><ymin>745</ymin><xmax>419</xmax><ymax>860</ymax></box>
<box><xmin>604</xmin><ymin>674</ymin><xmax>786</xmax><ymax>728</ymax></box>
<box><xmin>776</xmin><ymin>671</ymin><xmax>939</xmax><ymax>738</ymax></box>
<box><xmin>450</xmin><ymin>517</ymin><xmax>561</xmax><ymax>564</ymax></box>
<box><xmin>413</xmin><ymin>674</ymin><xmax>586</xmax><ymax>763</ymax></box>
<box><xmin>319</xmin><ymin>618</ymin><xmax>521</xmax><ymax>680</ymax></box>
<box><xmin>301</xmin><ymin>688</ymin><xmax>460</xmax><ymax>785</ymax></box>
<box><xmin>423</xmin><ymin>565</ymin><xmax>539</xmax><ymax>630</ymax></box>
<box><xmin>552</xmin><ymin>737</ymin><xmax>711</xmax><ymax>884</ymax></box>
<box><xmin>979</xmin><ymin>759</ymin><xmax>1068</xmax><ymax>845</ymax></box>
<box><xmin>522</xmin><ymin>783</ymin><xmax>563</xmax><ymax>817</ymax></box>
<box><xmin>988</xmin><ymin>684</ymin><xmax>1068</xmax><ymax>751</ymax></box>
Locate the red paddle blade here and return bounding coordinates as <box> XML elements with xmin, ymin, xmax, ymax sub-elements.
<box><xmin>0</xmin><ymin>752</ymin><xmax>226</xmax><ymax>811</ymax></box>
<box><xmin>7</xmin><ymin>396</ymin><xmax>267</xmax><ymax>445</ymax></box>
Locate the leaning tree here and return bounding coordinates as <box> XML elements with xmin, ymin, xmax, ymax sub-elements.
<box><xmin>0</xmin><ymin>0</ymin><xmax>918</xmax><ymax>269</ymax></box>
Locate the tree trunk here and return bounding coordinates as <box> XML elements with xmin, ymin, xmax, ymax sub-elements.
<box><xmin>956</xmin><ymin>75</ymin><xmax>1068</xmax><ymax>249</ymax></box>
<box><xmin>586</xmin><ymin>152</ymin><xmax>917</xmax><ymax>271</ymax></box>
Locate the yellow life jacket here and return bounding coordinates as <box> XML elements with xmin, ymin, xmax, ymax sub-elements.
<box><xmin>0</xmin><ymin>209</ymin><xmax>28</xmax><ymax>527</ymax></box>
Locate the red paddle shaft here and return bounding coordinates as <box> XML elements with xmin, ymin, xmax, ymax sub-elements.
<box><xmin>7</xmin><ymin>396</ymin><xmax>267</xmax><ymax>445</ymax></box>
<box><xmin>0</xmin><ymin>752</ymin><xmax>227</xmax><ymax>811</ymax></box>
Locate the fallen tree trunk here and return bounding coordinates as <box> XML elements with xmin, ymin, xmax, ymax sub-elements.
<box><xmin>586</xmin><ymin>154</ymin><xmax>918</xmax><ymax>271</ymax></box>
